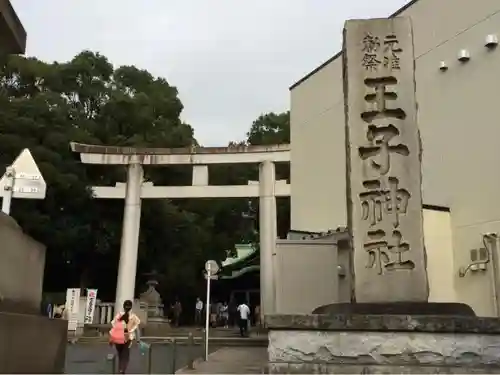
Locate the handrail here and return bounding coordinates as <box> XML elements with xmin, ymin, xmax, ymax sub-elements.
<box><xmin>102</xmin><ymin>333</ymin><xmax>200</xmax><ymax>374</ymax></box>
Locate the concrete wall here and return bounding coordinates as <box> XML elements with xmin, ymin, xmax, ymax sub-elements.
<box><xmin>274</xmin><ymin>239</ymin><xmax>339</xmax><ymax>314</ymax></box>
<box><xmin>326</xmin><ymin>209</ymin><xmax>459</xmax><ymax>305</ymax></box>
<box><xmin>290</xmin><ymin>0</ymin><xmax>500</xmax><ymax>316</ymax></box>
<box><xmin>0</xmin><ymin>212</ymin><xmax>45</xmax><ymax>313</ymax></box>
<box><xmin>424</xmin><ymin>209</ymin><xmax>457</xmax><ymax>303</ymax></box>
<box><xmin>278</xmin><ymin>208</ymin><xmax>500</xmax><ymax>316</ymax></box>
<box><xmin>0</xmin><ymin>214</ymin><xmax>67</xmax><ymax>373</ymax></box>
<box><xmin>0</xmin><ymin>312</ymin><xmax>68</xmax><ymax>373</ymax></box>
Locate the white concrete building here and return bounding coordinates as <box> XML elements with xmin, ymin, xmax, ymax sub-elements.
<box><xmin>290</xmin><ymin>0</ymin><xmax>500</xmax><ymax>316</ymax></box>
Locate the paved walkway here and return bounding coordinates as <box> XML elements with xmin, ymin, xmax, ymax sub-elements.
<box><xmin>177</xmin><ymin>347</ymin><xmax>268</xmax><ymax>374</ymax></box>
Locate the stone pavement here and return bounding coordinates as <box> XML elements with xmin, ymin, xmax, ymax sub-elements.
<box><xmin>177</xmin><ymin>347</ymin><xmax>268</xmax><ymax>374</ymax></box>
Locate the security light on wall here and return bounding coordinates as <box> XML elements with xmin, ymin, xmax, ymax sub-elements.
<box><xmin>485</xmin><ymin>34</ymin><xmax>498</xmax><ymax>49</ymax></box>
<box><xmin>439</xmin><ymin>61</ymin><xmax>448</xmax><ymax>71</ymax></box>
<box><xmin>337</xmin><ymin>265</ymin><xmax>346</xmax><ymax>278</ymax></box>
<box><xmin>458</xmin><ymin>49</ymin><xmax>471</xmax><ymax>62</ymax></box>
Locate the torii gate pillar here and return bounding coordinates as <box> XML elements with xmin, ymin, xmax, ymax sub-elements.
<box><xmin>115</xmin><ymin>161</ymin><xmax>143</xmax><ymax>313</ymax></box>
<box><xmin>259</xmin><ymin>160</ymin><xmax>277</xmax><ymax>317</ymax></box>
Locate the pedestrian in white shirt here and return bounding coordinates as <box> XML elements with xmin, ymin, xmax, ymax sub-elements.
<box><xmin>236</xmin><ymin>302</ymin><xmax>250</xmax><ymax>337</ymax></box>
<box><xmin>195</xmin><ymin>298</ymin><xmax>203</xmax><ymax>326</ymax></box>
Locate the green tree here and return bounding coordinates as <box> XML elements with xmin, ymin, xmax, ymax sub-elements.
<box><xmin>247</xmin><ymin>111</ymin><xmax>290</xmax><ymax>146</ymax></box>
<box><xmin>246</xmin><ymin>111</ymin><xmax>290</xmax><ymax>239</ymax></box>
<box><xmin>0</xmin><ymin>51</ymin><xmax>231</xmax><ymax>303</ymax></box>
<box><xmin>0</xmin><ymin>50</ymin><xmax>293</xmax><ymax>311</ymax></box>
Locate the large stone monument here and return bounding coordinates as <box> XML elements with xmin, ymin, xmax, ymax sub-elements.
<box><xmin>266</xmin><ymin>17</ymin><xmax>500</xmax><ymax>374</ymax></box>
<box><xmin>344</xmin><ymin>16</ymin><xmax>427</xmax><ymax>303</ymax></box>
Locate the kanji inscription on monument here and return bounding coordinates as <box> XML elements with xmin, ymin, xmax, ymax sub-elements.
<box><xmin>343</xmin><ymin>17</ymin><xmax>429</xmax><ymax>302</ymax></box>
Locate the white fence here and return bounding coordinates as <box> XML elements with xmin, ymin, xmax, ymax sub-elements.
<box><xmin>93</xmin><ymin>300</ymin><xmax>149</xmax><ymax>325</ymax></box>
<box><xmin>95</xmin><ymin>302</ymin><xmax>115</xmax><ymax>324</ymax></box>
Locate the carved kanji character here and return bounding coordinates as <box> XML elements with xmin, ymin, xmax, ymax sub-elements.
<box><xmin>362</xmin><ymin>33</ymin><xmax>381</xmax><ymax>53</ymax></box>
<box><xmin>364</xmin><ymin>229</ymin><xmax>390</xmax><ymax>275</ymax></box>
<box><xmin>364</xmin><ymin>229</ymin><xmax>415</xmax><ymax>275</ymax></box>
<box><xmin>358</xmin><ymin>125</ymin><xmax>409</xmax><ymax>176</ymax></box>
<box><xmin>362</xmin><ymin>54</ymin><xmax>381</xmax><ymax>71</ymax></box>
<box><xmin>360</xmin><ymin>177</ymin><xmax>410</xmax><ymax>228</ymax></box>
<box><xmin>383</xmin><ymin>34</ymin><xmax>402</xmax><ymax>70</ymax></box>
<box><xmin>361</xmin><ymin>77</ymin><xmax>406</xmax><ymax>122</ymax></box>
<box><xmin>361</xmin><ymin>33</ymin><xmax>382</xmax><ymax>71</ymax></box>
<box><xmin>385</xmin><ymin>230</ymin><xmax>414</xmax><ymax>271</ymax></box>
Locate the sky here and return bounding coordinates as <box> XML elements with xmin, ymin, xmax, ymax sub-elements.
<box><xmin>12</xmin><ymin>0</ymin><xmax>409</xmax><ymax>146</ymax></box>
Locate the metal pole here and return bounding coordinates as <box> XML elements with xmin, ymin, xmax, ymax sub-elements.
<box><xmin>204</xmin><ymin>268</ymin><xmax>211</xmax><ymax>361</ymax></box>
<box><xmin>171</xmin><ymin>338</ymin><xmax>177</xmax><ymax>374</ymax></box>
<box><xmin>1</xmin><ymin>166</ymin><xmax>15</xmax><ymax>215</ymax></box>
<box><xmin>487</xmin><ymin>234</ymin><xmax>500</xmax><ymax>317</ymax></box>
<box><xmin>187</xmin><ymin>332</ymin><xmax>195</xmax><ymax>369</ymax></box>
<box><xmin>147</xmin><ymin>343</ymin><xmax>153</xmax><ymax>374</ymax></box>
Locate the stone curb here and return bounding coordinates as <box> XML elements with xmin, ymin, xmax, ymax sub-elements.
<box><xmin>175</xmin><ymin>348</ymin><xmax>221</xmax><ymax>374</ymax></box>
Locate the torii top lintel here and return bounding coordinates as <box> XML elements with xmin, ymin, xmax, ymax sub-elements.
<box><xmin>69</xmin><ymin>142</ymin><xmax>291</xmax><ymax>165</ymax></box>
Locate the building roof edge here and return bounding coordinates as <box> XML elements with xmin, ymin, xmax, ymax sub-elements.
<box><xmin>289</xmin><ymin>0</ymin><xmax>421</xmax><ymax>91</ymax></box>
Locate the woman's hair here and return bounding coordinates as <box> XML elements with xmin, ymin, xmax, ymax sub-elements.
<box><xmin>119</xmin><ymin>300</ymin><xmax>133</xmax><ymax>324</ymax></box>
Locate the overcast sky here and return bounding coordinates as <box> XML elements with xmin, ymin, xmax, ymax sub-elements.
<box><xmin>13</xmin><ymin>0</ymin><xmax>409</xmax><ymax>146</ymax></box>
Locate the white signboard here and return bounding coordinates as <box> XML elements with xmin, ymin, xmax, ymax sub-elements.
<box><xmin>65</xmin><ymin>288</ymin><xmax>80</xmax><ymax>331</ymax></box>
<box><xmin>84</xmin><ymin>289</ymin><xmax>98</xmax><ymax>324</ymax></box>
<box><xmin>205</xmin><ymin>260</ymin><xmax>219</xmax><ymax>275</ymax></box>
<box><xmin>0</xmin><ymin>148</ymin><xmax>46</xmax><ymax>200</ymax></box>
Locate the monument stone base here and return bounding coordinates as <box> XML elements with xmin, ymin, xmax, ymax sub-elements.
<box><xmin>266</xmin><ymin>308</ymin><xmax>500</xmax><ymax>374</ymax></box>
<box><xmin>142</xmin><ymin>317</ymin><xmax>172</xmax><ymax>337</ymax></box>
<box><xmin>0</xmin><ymin>311</ymin><xmax>68</xmax><ymax>373</ymax></box>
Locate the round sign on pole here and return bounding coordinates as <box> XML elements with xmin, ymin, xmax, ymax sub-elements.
<box><xmin>205</xmin><ymin>260</ymin><xmax>219</xmax><ymax>275</ymax></box>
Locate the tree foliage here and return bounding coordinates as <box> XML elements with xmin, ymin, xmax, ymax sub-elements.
<box><xmin>246</xmin><ymin>112</ymin><xmax>290</xmax><ymax>239</ymax></box>
<box><xmin>0</xmin><ymin>51</ymin><xmax>291</xmax><ymax>306</ymax></box>
<box><xmin>247</xmin><ymin>112</ymin><xmax>290</xmax><ymax>146</ymax></box>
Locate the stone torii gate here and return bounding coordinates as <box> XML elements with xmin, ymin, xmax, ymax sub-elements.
<box><xmin>70</xmin><ymin>142</ymin><xmax>291</xmax><ymax>318</ymax></box>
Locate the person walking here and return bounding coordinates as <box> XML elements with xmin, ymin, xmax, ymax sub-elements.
<box><xmin>220</xmin><ymin>302</ymin><xmax>229</xmax><ymax>328</ymax></box>
<box><xmin>109</xmin><ymin>300</ymin><xmax>141</xmax><ymax>374</ymax></box>
<box><xmin>216</xmin><ymin>301</ymin><xmax>223</xmax><ymax>326</ymax></box>
<box><xmin>173</xmin><ymin>299</ymin><xmax>182</xmax><ymax>327</ymax></box>
<box><xmin>236</xmin><ymin>301</ymin><xmax>250</xmax><ymax>337</ymax></box>
<box><xmin>254</xmin><ymin>304</ymin><xmax>261</xmax><ymax>328</ymax></box>
<box><xmin>228</xmin><ymin>298</ymin><xmax>237</xmax><ymax>327</ymax></box>
<box><xmin>194</xmin><ymin>297</ymin><xmax>203</xmax><ymax>326</ymax></box>
<box><xmin>210</xmin><ymin>301</ymin><xmax>218</xmax><ymax>328</ymax></box>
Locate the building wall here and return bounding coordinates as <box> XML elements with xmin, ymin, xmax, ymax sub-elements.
<box><xmin>423</xmin><ymin>209</ymin><xmax>457</xmax><ymax>303</ymax></box>
<box><xmin>278</xmin><ymin>208</ymin><xmax>498</xmax><ymax>315</ymax></box>
<box><xmin>336</xmin><ymin>209</ymin><xmax>460</xmax><ymax>306</ymax></box>
<box><xmin>0</xmin><ymin>212</ymin><xmax>46</xmax><ymax>313</ymax></box>
<box><xmin>290</xmin><ymin>0</ymin><xmax>500</xmax><ymax>316</ymax></box>
<box><xmin>274</xmin><ymin>239</ymin><xmax>339</xmax><ymax>314</ymax></box>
